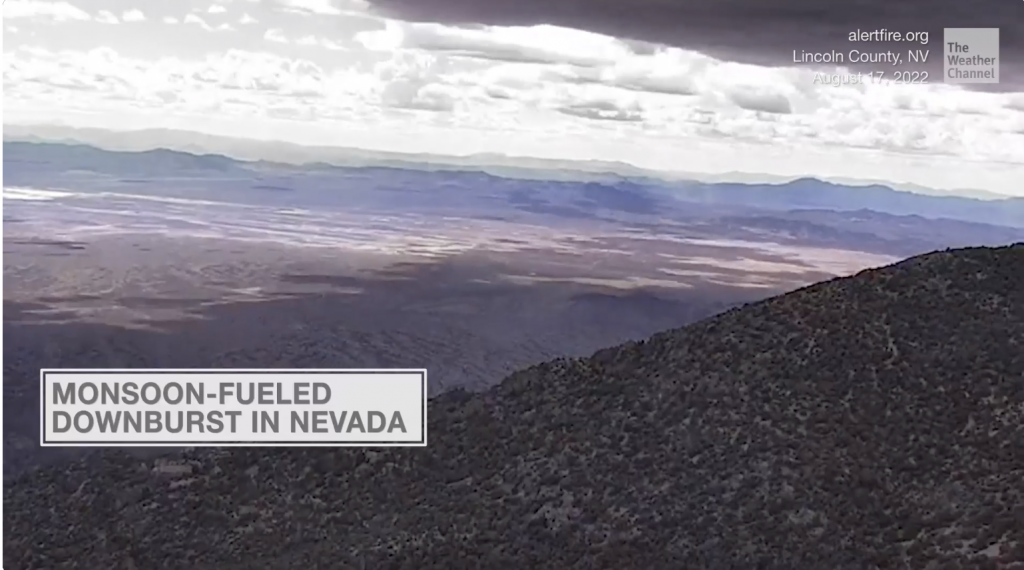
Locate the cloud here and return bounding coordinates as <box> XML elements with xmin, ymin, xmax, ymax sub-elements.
<box><xmin>182</xmin><ymin>13</ymin><xmax>234</xmax><ymax>31</ymax></box>
<box><xmin>163</xmin><ymin>16</ymin><xmax>180</xmax><ymax>24</ymax></box>
<box><xmin>208</xmin><ymin>4</ymin><xmax>227</xmax><ymax>14</ymax></box>
<box><xmin>551</xmin><ymin>47</ymin><xmax>703</xmax><ymax>97</ymax></box>
<box><xmin>122</xmin><ymin>9</ymin><xmax>146</xmax><ymax>22</ymax></box>
<box><xmin>95</xmin><ymin>10</ymin><xmax>119</xmax><ymax>24</ymax></box>
<box><xmin>184</xmin><ymin>13</ymin><xmax>212</xmax><ymax>30</ymax></box>
<box><xmin>728</xmin><ymin>89</ymin><xmax>792</xmax><ymax>115</ymax></box>
<box><xmin>365</xmin><ymin>0</ymin><xmax>1023</xmax><ymax>91</ymax></box>
<box><xmin>4</xmin><ymin>0</ymin><xmax>91</xmax><ymax>21</ymax></box>
<box><xmin>4</xmin><ymin>47</ymin><xmax>357</xmax><ymax>108</ymax></box>
<box><xmin>271</xmin><ymin>0</ymin><xmax>370</xmax><ymax>16</ymax></box>
<box><xmin>320</xmin><ymin>38</ymin><xmax>347</xmax><ymax>51</ymax></box>
<box><xmin>264</xmin><ymin>29</ymin><xmax>290</xmax><ymax>44</ymax></box>
<box><xmin>371</xmin><ymin>51</ymin><xmax>459</xmax><ymax>112</ymax></box>
<box><xmin>356</xmin><ymin>21</ymin><xmax>633</xmax><ymax>68</ymax></box>
<box><xmin>558</xmin><ymin>99</ymin><xmax>643</xmax><ymax>122</ymax></box>
<box><xmin>6</xmin><ymin>28</ymin><xmax>1016</xmax><ymax>163</ymax></box>
<box><xmin>239</xmin><ymin>13</ymin><xmax>258</xmax><ymax>24</ymax></box>
<box><xmin>274</xmin><ymin>0</ymin><xmax>338</xmax><ymax>15</ymax></box>
<box><xmin>293</xmin><ymin>35</ymin><xmax>348</xmax><ymax>51</ymax></box>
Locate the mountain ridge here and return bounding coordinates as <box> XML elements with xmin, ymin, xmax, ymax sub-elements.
<box><xmin>3</xmin><ymin>123</ymin><xmax>1014</xmax><ymax>200</ymax></box>
<box><xmin>5</xmin><ymin>243</ymin><xmax>1023</xmax><ymax>569</ymax></box>
<box><xmin>5</xmin><ymin>140</ymin><xmax>1024</xmax><ymax>230</ymax></box>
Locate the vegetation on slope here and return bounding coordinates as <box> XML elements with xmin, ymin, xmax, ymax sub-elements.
<box><xmin>4</xmin><ymin>245</ymin><xmax>1023</xmax><ymax>570</ymax></box>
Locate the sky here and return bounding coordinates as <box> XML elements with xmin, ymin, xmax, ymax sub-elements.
<box><xmin>2</xmin><ymin>0</ymin><xmax>1023</xmax><ymax>196</ymax></box>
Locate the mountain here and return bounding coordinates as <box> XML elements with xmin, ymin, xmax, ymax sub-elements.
<box><xmin>3</xmin><ymin>141</ymin><xmax>248</xmax><ymax>177</ymax></box>
<box><xmin>710</xmin><ymin>209</ymin><xmax>1024</xmax><ymax>257</ymax></box>
<box><xmin>2</xmin><ymin>125</ymin><xmax>657</xmax><ymax>180</ymax></box>
<box><xmin>669</xmin><ymin>178</ymin><xmax>1024</xmax><ymax>228</ymax></box>
<box><xmin>5</xmin><ymin>244</ymin><xmax>1023</xmax><ymax>570</ymax></box>
<box><xmin>3</xmin><ymin>124</ymin><xmax>1013</xmax><ymax>200</ymax></box>
<box><xmin>5</xmin><ymin>141</ymin><xmax>1024</xmax><ymax>229</ymax></box>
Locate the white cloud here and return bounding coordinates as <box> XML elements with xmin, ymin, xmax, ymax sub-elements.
<box><xmin>264</xmin><ymin>29</ymin><xmax>290</xmax><ymax>44</ymax></box>
<box><xmin>320</xmin><ymin>38</ymin><xmax>347</xmax><ymax>51</ymax></box>
<box><xmin>291</xmin><ymin>34</ymin><xmax>349</xmax><ymax>51</ymax></box>
<box><xmin>184</xmin><ymin>14</ymin><xmax>210</xmax><ymax>29</ymax></box>
<box><xmin>207</xmin><ymin>4</ymin><xmax>228</xmax><ymax>14</ymax></box>
<box><xmin>273</xmin><ymin>0</ymin><xmax>367</xmax><ymax>16</ymax></box>
<box><xmin>4</xmin><ymin>0</ymin><xmax>91</xmax><ymax>21</ymax></box>
<box><xmin>95</xmin><ymin>10</ymin><xmax>120</xmax><ymax>24</ymax></box>
<box><xmin>122</xmin><ymin>9</ymin><xmax>146</xmax><ymax>22</ymax></box>
<box><xmin>182</xmin><ymin>13</ymin><xmax>231</xmax><ymax>32</ymax></box>
<box><xmin>354</xmin><ymin>21</ymin><xmax>402</xmax><ymax>52</ymax></box>
<box><xmin>356</xmin><ymin>22</ymin><xmax>635</xmax><ymax>68</ymax></box>
<box><xmin>163</xmin><ymin>16</ymin><xmax>179</xmax><ymax>24</ymax></box>
<box><xmin>239</xmin><ymin>13</ymin><xmax>258</xmax><ymax>25</ymax></box>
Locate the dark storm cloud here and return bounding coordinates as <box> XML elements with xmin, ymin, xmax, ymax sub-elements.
<box><xmin>366</xmin><ymin>0</ymin><xmax>1022</xmax><ymax>91</ymax></box>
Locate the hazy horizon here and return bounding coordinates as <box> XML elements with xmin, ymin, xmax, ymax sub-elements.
<box><xmin>3</xmin><ymin>122</ymin><xmax>1019</xmax><ymax>201</ymax></box>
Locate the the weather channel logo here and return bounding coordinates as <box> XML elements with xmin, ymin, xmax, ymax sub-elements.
<box><xmin>40</xmin><ymin>369</ymin><xmax>427</xmax><ymax>447</ymax></box>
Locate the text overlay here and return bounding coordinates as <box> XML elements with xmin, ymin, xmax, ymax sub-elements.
<box><xmin>40</xmin><ymin>369</ymin><xmax>428</xmax><ymax>446</ymax></box>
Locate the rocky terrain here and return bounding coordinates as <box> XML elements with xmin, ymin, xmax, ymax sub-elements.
<box><xmin>4</xmin><ymin>244</ymin><xmax>1024</xmax><ymax>569</ymax></box>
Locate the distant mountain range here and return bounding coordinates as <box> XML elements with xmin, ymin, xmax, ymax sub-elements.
<box><xmin>5</xmin><ymin>138</ymin><xmax>1023</xmax><ymax>229</ymax></box>
<box><xmin>4</xmin><ymin>123</ymin><xmax>1014</xmax><ymax>200</ymax></box>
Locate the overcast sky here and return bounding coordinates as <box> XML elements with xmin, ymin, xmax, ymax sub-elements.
<box><xmin>3</xmin><ymin>0</ymin><xmax>1023</xmax><ymax>196</ymax></box>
